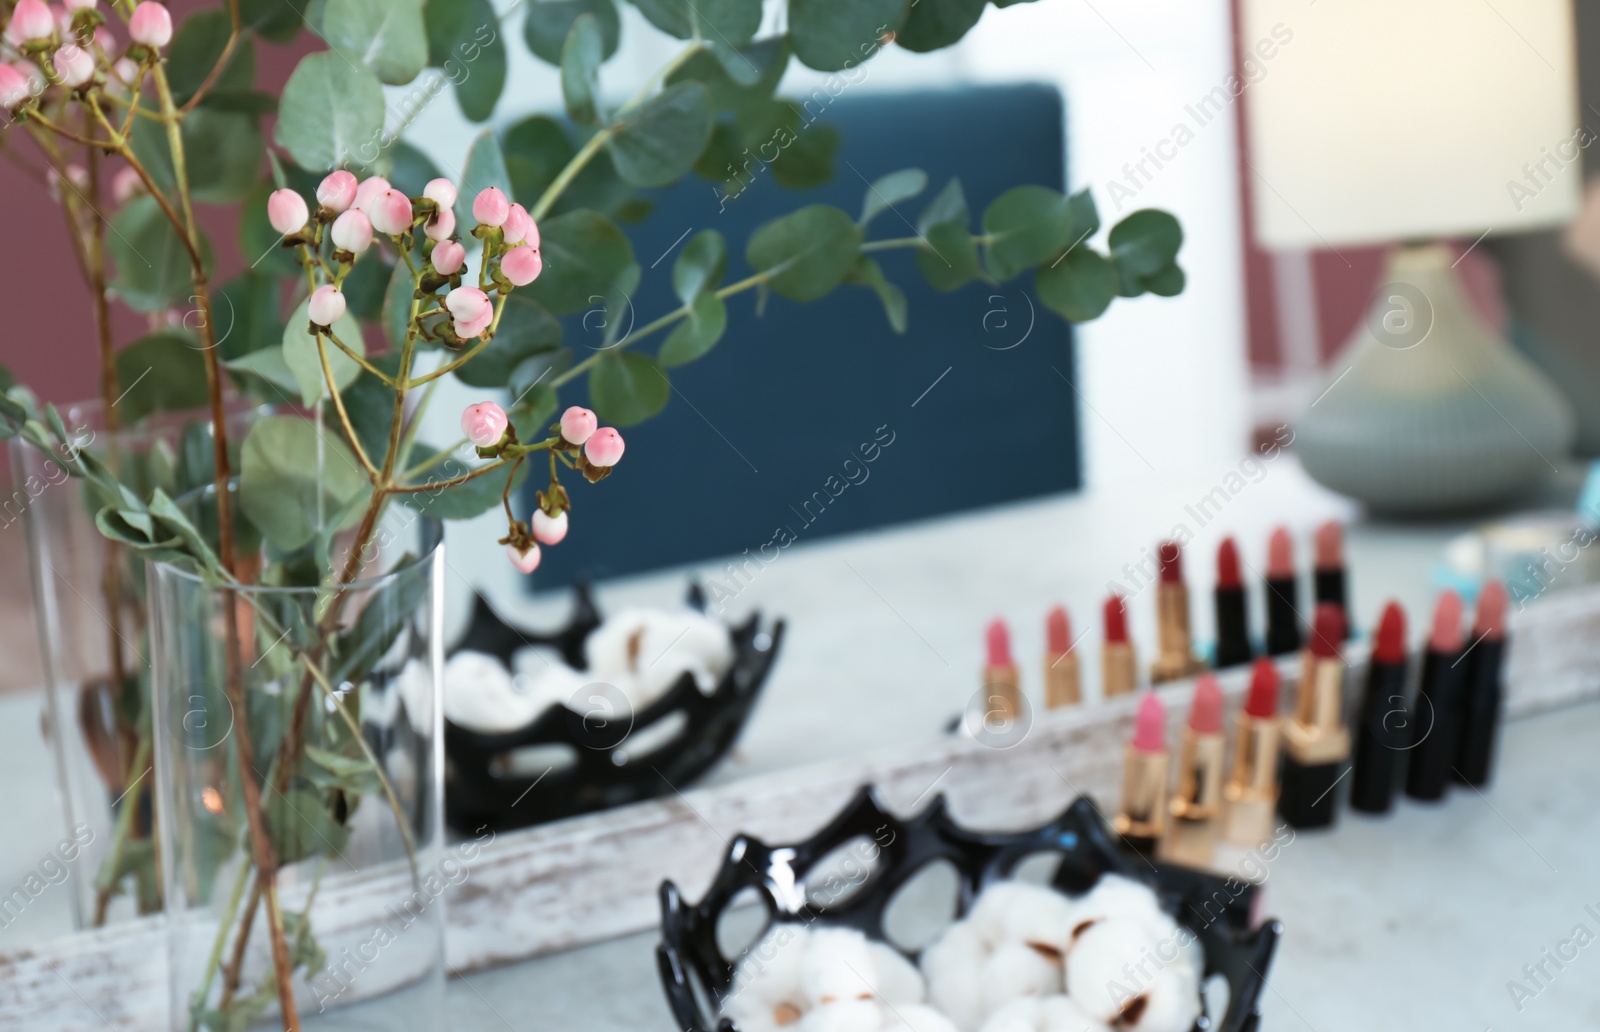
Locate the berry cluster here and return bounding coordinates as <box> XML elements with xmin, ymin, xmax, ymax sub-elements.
<box><xmin>0</xmin><ymin>0</ymin><xmax>171</xmax><ymax>112</ymax></box>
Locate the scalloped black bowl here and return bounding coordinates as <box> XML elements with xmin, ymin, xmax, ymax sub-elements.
<box><xmin>658</xmin><ymin>787</ymin><xmax>1279</xmax><ymax>1032</ymax></box>
<box><xmin>444</xmin><ymin>583</ymin><xmax>784</xmax><ymax>832</ymax></box>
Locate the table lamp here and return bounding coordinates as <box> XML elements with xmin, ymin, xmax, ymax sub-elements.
<box><xmin>1240</xmin><ymin>0</ymin><xmax>1580</xmax><ymax>514</ymax></box>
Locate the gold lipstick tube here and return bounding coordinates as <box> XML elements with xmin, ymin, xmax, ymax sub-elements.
<box><xmin>1284</xmin><ymin>656</ymin><xmax>1351</xmax><ymax>764</ymax></box>
<box><xmin>1102</xmin><ymin>642</ymin><xmax>1137</xmax><ymax>699</ymax></box>
<box><xmin>1151</xmin><ymin>582</ymin><xmax>1204</xmax><ymax>684</ymax></box>
<box><xmin>1223</xmin><ymin>711</ymin><xmax>1282</xmax><ymax>846</ymax></box>
<box><xmin>1114</xmin><ymin>743</ymin><xmax>1169</xmax><ymax>849</ymax></box>
<box><xmin>1161</xmin><ymin>728</ymin><xmax>1225</xmax><ymax>866</ymax></box>
<box><xmin>983</xmin><ymin>665</ymin><xmax>1021</xmax><ymax>722</ymax></box>
<box><xmin>1044</xmin><ymin>652</ymin><xmax>1081</xmax><ymax>708</ymax></box>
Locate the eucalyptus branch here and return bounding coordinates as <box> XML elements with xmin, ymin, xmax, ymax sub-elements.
<box><xmin>406</xmin><ymin>333</ymin><xmax>490</xmax><ymax>388</ymax></box>
<box><xmin>389</xmin><ymin>454</ymin><xmax>510</xmax><ymax>493</ymax></box>
<box><xmin>179</xmin><ymin>0</ymin><xmax>240</xmax><ymax>114</ymax></box>
<box><xmin>325</xmin><ymin>328</ymin><xmax>397</xmax><ymax>386</ymax></box>
<box><xmin>314</xmin><ymin>331</ymin><xmax>380</xmax><ymax>479</ymax></box>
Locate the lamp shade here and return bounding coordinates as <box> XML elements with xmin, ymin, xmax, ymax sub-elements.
<box><xmin>1240</xmin><ymin>0</ymin><xmax>1580</xmax><ymax>249</ymax></box>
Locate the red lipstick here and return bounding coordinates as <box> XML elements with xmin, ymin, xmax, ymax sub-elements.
<box><xmin>1265</xmin><ymin>527</ymin><xmax>1302</xmax><ymax>656</ymax></box>
<box><xmin>1044</xmin><ymin>606</ymin><xmax>1082</xmax><ymax>709</ymax></box>
<box><xmin>1406</xmin><ymin>591</ymin><xmax>1469</xmax><ymax>801</ymax></box>
<box><xmin>984</xmin><ymin>618</ymin><xmax>1022</xmax><ymax>722</ymax></box>
<box><xmin>1102</xmin><ymin>594</ymin><xmax>1137</xmax><ymax>699</ymax></box>
<box><xmin>1224</xmin><ymin>658</ymin><xmax>1283</xmax><ymax>846</ymax></box>
<box><xmin>1213</xmin><ymin>537</ymin><xmax>1252</xmax><ymax>669</ymax></box>
<box><xmin>1152</xmin><ymin>541</ymin><xmax>1204</xmax><ymax>684</ymax></box>
<box><xmin>1279</xmin><ymin>603</ymin><xmax>1351</xmax><ymax>829</ymax></box>
<box><xmin>1456</xmin><ymin>581</ymin><xmax>1509</xmax><ymax>787</ymax></box>
<box><xmin>1312</xmin><ymin>521</ymin><xmax>1349</xmax><ymax>640</ymax></box>
<box><xmin>1163</xmin><ymin>675</ymin><xmax>1227</xmax><ymax>866</ymax></box>
<box><xmin>1351</xmin><ymin>601</ymin><xmax>1409</xmax><ymax>814</ymax></box>
<box><xmin>1115</xmin><ymin>692</ymin><xmax>1170</xmax><ymax>858</ymax></box>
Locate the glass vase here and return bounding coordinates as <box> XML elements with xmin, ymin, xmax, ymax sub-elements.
<box><xmin>150</xmin><ymin>485</ymin><xmax>444</xmax><ymax>1031</ymax></box>
<box><xmin>9</xmin><ymin>398</ymin><xmax>266</xmax><ymax>930</ymax></box>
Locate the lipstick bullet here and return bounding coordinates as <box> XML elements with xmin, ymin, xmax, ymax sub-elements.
<box><xmin>984</xmin><ymin>618</ymin><xmax>1022</xmax><ymax>722</ymax></box>
<box><xmin>1151</xmin><ymin>541</ymin><xmax>1204</xmax><ymax>684</ymax></box>
<box><xmin>1213</xmin><ymin>537</ymin><xmax>1252</xmax><ymax>669</ymax></box>
<box><xmin>1224</xmin><ymin>658</ymin><xmax>1284</xmax><ymax>846</ymax></box>
<box><xmin>1264</xmin><ymin>527</ymin><xmax>1302</xmax><ymax>657</ymax></box>
<box><xmin>1115</xmin><ymin>691</ymin><xmax>1170</xmax><ymax>859</ymax></box>
<box><xmin>1044</xmin><ymin>605</ymin><xmax>1082</xmax><ymax>709</ymax></box>
<box><xmin>1455</xmin><ymin>581</ymin><xmax>1509</xmax><ymax>787</ymax></box>
<box><xmin>1405</xmin><ymin>592</ymin><xmax>1468</xmax><ymax>801</ymax></box>
<box><xmin>1102</xmin><ymin>594</ymin><xmax>1137</xmax><ymax>700</ymax></box>
<box><xmin>1350</xmin><ymin>601</ymin><xmax>1410</xmax><ymax>814</ymax></box>
<box><xmin>1313</xmin><ymin>521</ymin><xmax>1349</xmax><ymax>639</ymax></box>
<box><xmin>1162</xmin><ymin>674</ymin><xmax>1226</xmax><ymax>867</ymax></box>
<box><xmin>1279</xmin><ymin>604</ymin><xmax>1351</xmax><ymax>829</ymax></box>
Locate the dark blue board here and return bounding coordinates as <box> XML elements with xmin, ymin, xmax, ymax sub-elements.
<box><xmin>530</xmin><ymin>83</ymin><xmax>1080</xmax><ymax>590</ymax></box>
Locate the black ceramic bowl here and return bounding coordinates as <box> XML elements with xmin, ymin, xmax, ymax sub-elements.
<box><xmin>658</xmin><ymin>787</ymin><xmax>1279</xmax><ymax>1032</ymax></box>
<box><xmin>444</xmin><ymin>583</ymin><xmax>784</xmax><ymax>832</ymax></box>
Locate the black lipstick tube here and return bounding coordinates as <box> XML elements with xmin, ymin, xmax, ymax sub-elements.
<box><xmin>1265</xmin><ymin>576</ymin><xmax>1301</xmax><ymax>656</ymax></box>
<box><xmin>1404</xmin><ymin>645</ymin><xmax>1468</xmax><ymax>801</ymax></box>
<box><xmin>1454</xmin><ymin>637</ymin><xmax>1506</xmax><ymax>787</ymax></box>
<box><xmin>1314</xmin><ymin>567</ymin><xmax>1348</xmax><ymax>640</ymax></box>
<box><xmin>1350</xmin><ymin>655</ymin><xmax>1410</xmax><ymax>813</ymax></box>
<box><xmin>1213</xmin><ymin>585</ymin><xmax>1252</xmax><ymax>669</ymax></box>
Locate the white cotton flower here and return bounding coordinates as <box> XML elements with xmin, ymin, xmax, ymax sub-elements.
<box><xmin>804</xmin><ymin>928</ymin><xmax>881</xmax><ymax>1007</ymax></box>
<box><xmin>922</xmin><ymin>922</ymin><xmax>990</xmax><ymax>1032</ymax></box>
<box><xmin>442</xmin><ymin>651</ymin><xmax>543</xmax><ymax>732</ymax></box>
<box><xmin>969</xmin><ymin>881</ymin><xmax>1079</xmax><ymax>957</ymax></box>
<box><xmin>870</xmin><ymin>942</ymin><xmax>927</xmax><ymax>1006</ymax></box>
<box><xmin>884</xmin><ymin>1004</ymin><xmax>963</xmax><ymax>1032</ymax></box>
<box><xmin>1064</xmin><ymin>875</ymin><xmax>1180</xmax><ymax>952</ymax></box>
<box><xmin>584</xmin><ymin>607</ymin><xmax>734</xmax><ymax>706</ymax></box>
<box><xmin>979</xmin><ymin>995</ymin><xmax>1110</xmax><ymax>1032</ymax></box>
<box><xmin>724</xmin><ymin>924</ymin><xmax>811</xmax><ymax>1032</ymax></box>
<box><xmin>1063</xmin><ymin>920</ymin><xmax>1162</xmax><ymax>1025</ymax></box>
<box><xmin>981</xmin><ymin>941</ymin><xmax>1063</xmax><ymax>1018</ymax></box>
<box><xmin>798</xmin><ymin>998</ymin><xmax>889</xmax><ymax>1032</ymax></box>
<box><xmin>1124</xmin><ymin>966</ymin><xmax>1201</xmax><ymax>1032</ymax></box>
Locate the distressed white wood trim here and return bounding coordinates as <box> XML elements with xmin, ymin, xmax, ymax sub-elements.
<box><xmin>4</xmin><ymin>584</ymin><xmax>1597</xmax><ymax>1029</ymax></box>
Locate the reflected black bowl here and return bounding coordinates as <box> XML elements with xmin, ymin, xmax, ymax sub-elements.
<box><xmin>658</xmin><ymin>787</ymin><xmax>1279</xmax><ymax>1032</ymax></box>
<box><xmin>444</xmin><ymin>583</ymin><xmax>784</xmax><ymax>832</ymax></box>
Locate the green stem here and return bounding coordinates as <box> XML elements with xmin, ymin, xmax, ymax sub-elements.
<box><xmin>92</xmin><ymin>736</ymin><xmax>150</xmax><ymax>895</ymax></box>
<box><xmin>186</xmin><ymin>856</ymin><xmax>253</xmax><ymax>1032</ymax></box>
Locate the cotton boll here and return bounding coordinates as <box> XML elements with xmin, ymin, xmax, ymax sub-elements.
<box><xmin>724</xmin><ymin>924</ymin><xmax>811</xmax><ymax>1032</ymax></box>
<box><xmin>584</xmin><ymin>608</ymin><xmax>734</xmax><ymax>706</ymax></box>
<box><xmin>804</xmin><ymin>928</ymin><xmax>880</xmax><ymax>1007</ymax></box>
<box><xmin>1066</xmin><ymin>875</ymin><xmax>1178</xmax><ymax>947</ymax></box>
<box><xmin>1174</xmin><ymin>931</ymin><xmax>1205</xmax><ymax>984</ymax></box>
<box><xmin>980</xmin><ymin>941</ymin><xmax>1062</xmax><ymax>1018</ymax></box>
<box><xmin>884</xmin><ymin>1004</ymin><xmax>962</xmax><ymax>1032</ymax></box>
<box><xmin>979</xmin><ymin>996</ymin><xmax>1109</xmax><ymax>1032</ymax></box>
<box><xmin>977</xmin><ymin>882</ymin><xmax>1078</xmax><ymax>958</ymax></box>
<box><xmin>1124</xmin><ymin>966</ymin><xmax>1201</xmax><ymax>1032</ymax></box>
<box><xmin>393</xmin><ymin>658</ymin><xmax>434</xmax><ymax>730</ymax></box>
<box><xmin>1063</xmin><ymin>920</ymin><xmax>1161</xmax><ymax>1025</ymax></box>
<box><xmin>798</xmin><ymin>999</ymin><xmax>887</xmax><ymax>1032</ymax></box>
<box><xmin>922</xmin><ymin>922</ymin><xmax>989</xmax><ymax>1032</ymax></box>
<box><xmin>442</xmin><ymin>651</ymin><xmax>546</xmax><ymax>732</ymax></box>
<box><xmin>977</xmin><ymin>997</ymin><xmax>1044</xmax><ymax>1032</ymax></box>
<box><xmin>869</xmin><ymin>942</ymin><xmax>927</xmax><ymax>1006</ymax></box>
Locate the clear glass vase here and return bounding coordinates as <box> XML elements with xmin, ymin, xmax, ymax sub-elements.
<box><xmin>150</xmin><ymin>486</ymin><xmax>444</xmax><ymax>1031</ymax></box>
<box><xmin>9</xmin><ymin>398</ymin><xmax>266</xmax><ymax>930</ymax></box>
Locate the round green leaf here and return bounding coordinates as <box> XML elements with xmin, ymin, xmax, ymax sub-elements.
<box><xmin>396</xmin><ymin>443</ymin><xmax>530</xmax><ymax>519</ymax></box>
<box><xmin>523</xmin><ymin>0</ymin><xmax>619</xmax><ymax>64</ymax></box>
<box><xmin>239</xmin><ymin>180</ymin><xmax>302</xmax><ymax>277</ymax></box>
<box><xmin>240</xmin><ymin>416</ymin><xmax>371</xmax><ymax>552</ymax></box>
<box><xmin>589</xmin><ymin>351</ymin><xmax>669</xmax><ymax>426</ymax></box>
<box><xmin>673</xmin><ymin>229</ymin><xmax>726</xmax><ymax>305</ymax></box>
<box><xmin>846</xmin><ymin>256</ymin><xmax>907</xmax><ymax>334</ymax></box>
<box><xmin>454</xmin><ymin>294</ymin><xmax>563</xmax><ymax>387</ymax></box>
<box><xmin>183</xmin><ymin>110</ymin><xmax>266</xmax><ymax>204</ymax></box>
<box><xmin>630</xmin><ymin>0</ymin><xmax>761</xmax><ymax>45</ymax></box>
<box><xmin>562</xmin><ymin>11</ymin><xmax>603</xmax><ymax>123</ymax></box>
<box><xmin>982</xmin><ymin>185</ymin><xmax>1070</xmax><ymax>281</ymax></box>
<box><xmin>859</xmin><ymin>167</ymin><xmax>927</xmax><ymax>226</ymax></box>
<box><xmin>114</xmin><ymin>334</ymin><xmax>210</xmax><ymax>422</ymax></box>
<box><xmin>167</xmin><ymin>11</ymin><xmax>257</xmax><ymax>106</ymax></box>
<box><xmin>504</xmin><ymin>115</ymin><xmax>575</xmax><ymax>204</ymax></box>
<box><xmin>915</xmin><ymin>221</ymin><xmax>980</xmax><ymax>293</ymax></box>
<box><xmin>659</xmin><ymin>290</ymin><xmax>727</xmax><ymax>367</ymax></box>
<box><xmin>324</xmin><ymin>0</ymin><xmax>428</xmax><ymax>85</ymax></box>
<box><xmin>896</xmin><ymin>0</ymin><xmax>986</xmax><ymax>52</ymax></box>
<box><xmin>1143</xmin><ymin>262</ymin><xmax>1186</xmax><ymax>297</ymax></box>
<box><xmin>109</xmin><ymin>197</ymin><xmax>212</xmax><ymax>314</ymax></box>
<box><xmin>606</xmin><ymin>81</ymin><xmax>714</xmax><ymax>187</ymax></box>
<box><xmin>745</xmin><ymin>204</ymin><xmax>863</xmax><ymax>302</ymax></box>
<box><xmin>788</xmin><ymin>0</ymin><xmax>907</xmax><ymax>72</ymax></box>
<box><xmin>918</xmin><ymin>178</ymin><xmax>968</xmax><ymax>232</ymax></box>
<box><xmin>453</xmin><ymin>128</ymin><xmax>512</xmax><ymax>234</ymax></box>
<box><xmin>525</xmin><ymin>210</ymin><xmax>636</xmax><ymax>314</ymax></box>
<box><xmin>275</xmin><ymin>51</ymin><xmax>386</xmax><ymax>172</ymax></box>
<box><xmin>216</xmin><ymin>271</ymin><xmax>287</xmax><ymax>362</ymax></box>
<box><xmin>1109</xmin><ymin>209</ymin><xmax>1184</xmax><ymax>278</ymax></box>
<box><xmin>1036</xmin><ymin>247</ymin><xmax>1117</xmax><ymax>323</ymax></box>
<box><xmin>281</xmin><ymin>297</ymin><xmax>366</xmax><ymax>407</ymax></box>
<box><xmin>240</xmin><ymin>0</ymin><xmax>304</xmax><ymax>42</ymax></box>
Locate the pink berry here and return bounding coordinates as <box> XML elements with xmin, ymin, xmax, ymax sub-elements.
<box><xmin>431</xmin><ymin>240</ymin><xmax>466</xmax><ymax>276</ymax></box>
<box><xmin>424</xmin><ymin>205</ymin><xmax>456</xmax><ymax>242</ymax></box>
<box><xmin>330</xmin><ymin>210</ymin><xmax>373</xmax><ymax>254</ymax></box>
<box><xmin>584</xmin><ymin>427</ymin><xmax>625</xmax><ymax>468</ymax></box>
<box><xmin>127</xmin><ymin>2</ymin><xmax>171</xmax><ymax>48</ymax></box>
<box><xmin>111</xmin><ymin>56</ymin><xmax>138</xmax><ymax>86</ymax></box>
<box><xmin>369</xmin><ymin>189</ymin><xmax>413</xmax><ymax>236</ymax></box>
<box><xmin>531</xmin><ymin>509</ymin><xmax>568</xmax><ymax>546</ymax></box>
<box><xmin>317</xmin><ymin>169</ymin><xmax>358</xmax><ymax>213</ymax></box>
<box><xmin>461</xmin><ymin>401</ymin><xmax>509</xmax><ymax>449</ymax></box>
<box><xmin>53</xmin><ymin>44</ymin><xmax>93</xmax><ymax>88</ymax></box>
<box><xmin>266</xmin><ymin>188</ymin><xmax>308</xmax><ymax>235</ymax></box>
<box><xmin>502</xmin><ymin>203</ymin><xmax>533</xmax><ymax>244</ymax></box>
<box><xmin>446</xmin><ymin>286</ymin><xmax>493</xmax><ymax>340</ymax></box>
<box><xmin>5</xmin><ymin>0</ymin><xmax>54</xmax><ymax>45</ymax></box>
<box><xmin>307</xmin><ymin>285</ymin><xmax>345</xmax><ymax>327</ymax></box>
<box><xmin>472</xmin><ymin>187</ymin><xmax>509</xmax><ymax>228</ymax></box>
<box><xmin>559</xmin><ymin>406</ymin><xmax>597</xmax><ymax>446</ymax></box>
<box><xmin>0</xmin><ymin>64</ymin><xmax>31</xmax><ymax>109</ymax></box>
<box><xmin>353</xmin><ymin>175</ymin><xmax>391</xmax><ymax>215</ymax></box>
<box><xmin>63</xmin><ymin>0</ymin><xmax>96</xmax><ymax>11</ymax></box>
<box><xmin>423</xmin><ymin>178</ymin><xmax>456</xmax><ymax>209</ymax></box>
<box><xmin>111</xmin><ymin>166</ymin><xmax>142</xmax><ymax>205</ymax></box>
<box><xmin>501</xmin><ymin>245</ymin><xmax>542</xmax><ymax>287</ymax></box>
<box><xmin>507</xmin><ymin>542</ymin><xmax>542</xmax><ymax>574</ymax></box>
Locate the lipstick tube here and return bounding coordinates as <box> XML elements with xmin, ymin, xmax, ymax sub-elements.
<box><xmin>1224</xmin><ymin>658</ymin><xmax>1283</xmax><ymax>846</ymax></box>
<box><xmin>1151</xmin><ymin>542</ymin><xmax>1204</xmax><ymax>684</ymax></box>
<box><xmin>1350</xmin><ymin>601</ymin><xmax>1409</xmax><ymax>814</ymax></box>
<box><xmin>1102</xmin><ymin>594</ymin><xmax>1137</xmax><ymax>699</ymax></box>
<box><xmin>1115</xmin><ymin>692</ymin><xmax>1169</xmax><ymax>859</ymax></box>
<box><xmin>1406</xmin><ymin>592</ymin><xmax>1468</xmax><ymax>801</ymax></box>
<box><xmin>1265</xmin><ymin>527</ymin><xmax>1301</xmax><ymax>657</ymax></box>
<box><xmin>1162</xmin><ymin>675</ymin><xmax>1226</xmax><ymax>867</ymax></box>
<box><xmin>1213</xmin><ymin>537</ymin><xmax>1252</xmax><ymax>669</ymax></box>
<box><xmin>1455</xmin><ymin>582</ymin><xmax>1508</xmax><ymax>787</ymax></box>
<box><xmin>984</xmin><ymin>618</ymin><xmax>1021</xmax><ymax>722</ymax></box>
<box><xmin>1313</xmin><ymin>521</ymin><xmax>1349</xmax><ymax>640</ymax></box>
<box><xmin>1044</xmin><ymin>606</ymin><xmax>1081</xmax><ymax>708</ymax></box>
<box><xmin>1279</xmin><ymin>604</ymin><xmax>1351</xmax><ymax>829</ymax></box>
